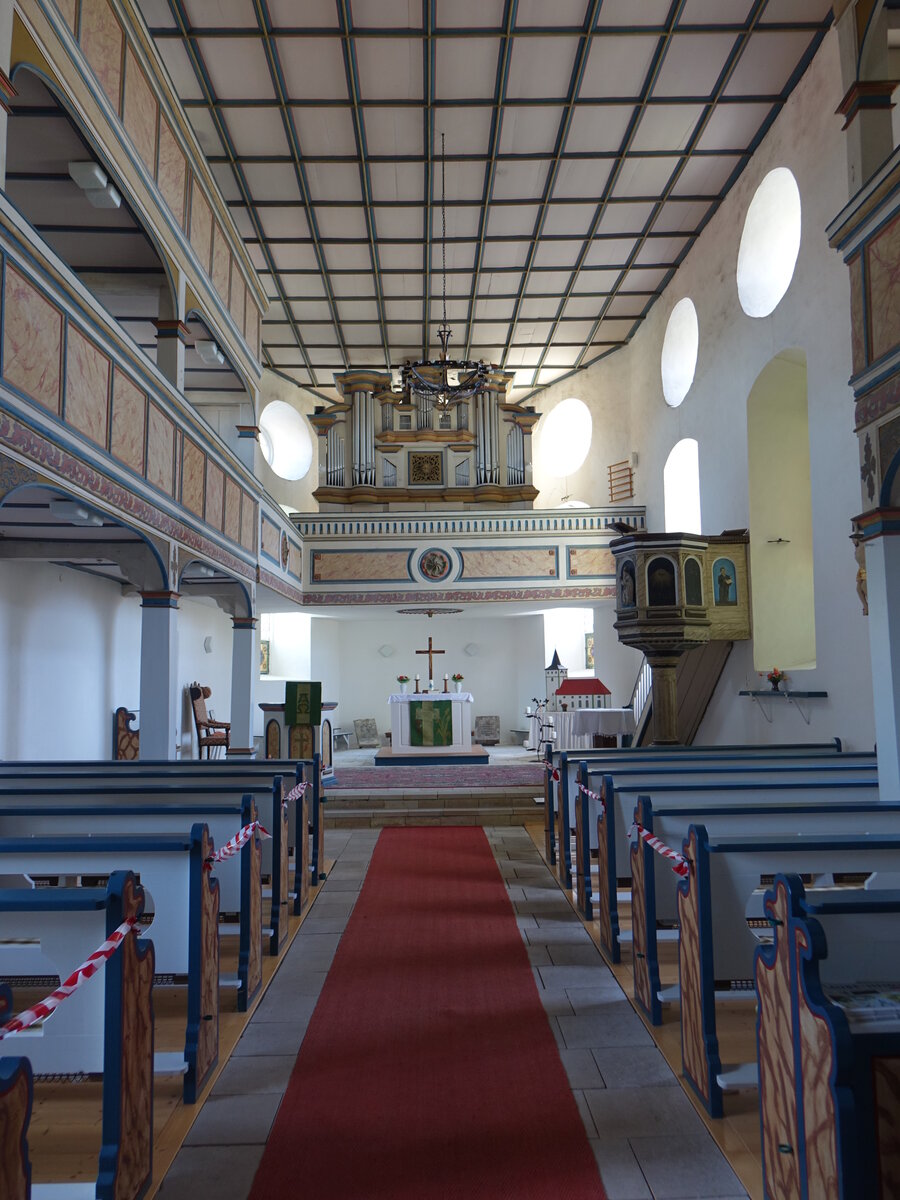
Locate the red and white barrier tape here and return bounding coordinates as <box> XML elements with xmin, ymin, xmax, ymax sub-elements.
<box><xmin>629</xmin><ymin>822</ymin><xmax>690</xmax><ymax>878</ymax></box>
<box><xmin>206</xmin><ymin>820</ymin><xmax>271</xmax><ymax>868</ymax></box>
<box><xmin>577</xmin><ymin>782</ymin><xmax>605</xmax><ymax>813</ymax></box>
<box><xmin>542</xmin><ymin>762</ymin><xmax>560</xmax><ymax>782</ymax></box>
<box><xmin>284</xmin><ymin>781</ymin><xmax>310</xmax><ymax>805</ymax></box>
<box><xmin>0</xmin><ymin>916</ymin><xmax>138</xmax><ymax>1039</ymax></box>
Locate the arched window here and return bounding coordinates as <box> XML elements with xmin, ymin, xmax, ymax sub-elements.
<box><xmin>647</xmin><ymin>557</ymin><xmax>677</xmax><ymax>607</ymax></box>
<box><xmin>747</xmin><ymin>350</ymin><xmax>815</xmax><ymax>669</ymax></box>
<box><xmin>664</xmin><ymin>439</ymin><xmax>701</xmax><ymax>534</ymax></box>
<box><xmin>684</xmin><ymin>557</ymin><xmax>703</xmax><ymax>607</ymax></box>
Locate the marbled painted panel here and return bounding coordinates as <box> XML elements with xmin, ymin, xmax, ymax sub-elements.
<box><xmin>146</xmin><ymin>402</ymin><xmax>174</xmax><ymax>494</ymax></box>
<box><xmin>288</xmin><ymin>542</ymin><xmax>302</xmax><ymax>580</ymax></box>
<box><xmin>223</xmin><ymin>475</ymin><xmax>241</xmax><ymax>542</ymax></box>
<box><xmin>175</xmin><ymin>429</ymin><xmax>183</xmax><ymax>498</ymax></box>
<box><xmin>867</xmin><ymin>211</ymin><xmax>900</xmax><ymax>364</ymax></box>
<box><xmin>755</xmin><ymin>882</ymin><xmax>802</xmax><ymax>1200</ymax></box>
<box><xmin>796</xmin><ymin>926</ymin><xmax>839</xmax><ymax>1197</ymax></box>
<box><xmin>243</xmin><ymin>291</ymin><xmax>256</xmax><ymax>344</ymax></box>
<box><xmin>461</xmin><ymin>547</ymin><xmax>557</xmax><ymax>580</ymax></box>
<box><xmin>110</xmin><ymin>369</ymin><xmax>146</xmax><ymax>473</ymax></box>
<box><xmin>229</xmin><ymin>261</ymin><xmax>245</xmax><ymax>330</ymax></box>
<box><xmin>240</xmin><ymin>494</ymin><xmax>256</xmax><ymax>552</ymax></box>
<box><xmin>56</xmin><ymin>0</ymin><xmax>77</xmax><ymax>31</ymax></box>
<box><xmin>260</xmin><ymin>515</ymin><xmax>280</xmax><ymax>561</ymax></box>
<box><xmin>0</xmin><ymin>1061</ymin><xmax>30</xmax><ymax>1200</ymax></box>
<box><xmin>2</xmin><ymin>267</ymin><xmax>62</xmax><ymax>413</ymax></box>
<box><xmin>65</xmin><ymin>325</ymin><xmax>110</xmax><ymax>447</ymax></box>
<box><xmin>205</xmin><ymin>459</ymin><xmax>224</xmax><ymax>530</ymax></box>
<box><xmin>212</xmin><ymin>225</ymin><xmax>230</xmax><ymax>305</ymax></box>
<box><xmin>312</xmin><ymin>549</ymin><xmax>410</xmax><ymax>582</ymax></box>
<box><xmin>849</xmin><ymin>252</ymin><xmax>866</xmax><ymax>376</ymax></box>
<box><xmin>157</xmin><ymin>118</ymin><xmax>187</xmax><ymax>228</ymax></box>
<box><xmin>123</xmin><ymin>50</ymin><xmax>158</xmax><ymax>174</ymax></box>
<box><xmin>568</xmin><ymin>546</ymin><xmax>615</xmax><ymax>577</ymax></box>
<box><xmin>190</xmin><ymin>180</ymin><xmax>213</xmax><ymax>274</ymax></box>
<box><xmin>79</xmin><ymin>0</ymin><xmax>124</xmax><ymax>111</ymax></box>
<box><xmin>182</xmin><ymin>437</ymin><xmax>206</xmax><ymax>517</ymax></box>
<box><xmin>874</xmin><ymin>1058</ymin><xmax>900</xmax><ymax>1197</ymax></box>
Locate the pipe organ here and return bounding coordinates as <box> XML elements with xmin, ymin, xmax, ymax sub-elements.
<box><xmin>309</xmin><ymin>370</ymin><xmax>539</xmax><ymax>509</ymax></box>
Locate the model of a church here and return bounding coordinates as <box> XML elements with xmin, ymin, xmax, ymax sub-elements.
<box><xmin>544</xmin><ymin>650</ymin><xmax>611</xmax><ymax>712</ymax></box>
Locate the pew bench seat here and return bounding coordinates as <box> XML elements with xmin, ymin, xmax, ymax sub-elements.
<box><xmin>756</xmin><ymin>875</ymin><xmax>900</xmax><ymax>1200</ymax></box>
<box><xmin>678</xmin><ymin>828</ymin><xmax>900</xmax><ymax>1118</ymax></box>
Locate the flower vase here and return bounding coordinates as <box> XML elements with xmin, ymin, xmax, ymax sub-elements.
<box><xmin>400</xmin><ymin>682</ymin><xmax>407</xmax><ymax>695</ymax></box>
<box><xmin>455</xmin><ymin>682</ymin><xmax>462</xmax><ymax>693</ymax></box>
<box><xmin>770</xmin><ymin>680</ymin><xmax>780</xmax><ymax>692</ymax></box>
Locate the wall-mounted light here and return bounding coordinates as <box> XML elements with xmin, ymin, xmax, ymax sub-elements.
<box><xmin>378</xmin><ymin>644</ymin><xmax>395</xmax><ymax>658</ymax></box>
<box><xmin>48</xmin><ymin>497</ymin><xmax>104</xmax><ymax>527</ymax></box>
<box><xmin>67</xmin><ymin>160</ymin><xmax>121</xmax><ymax>210</ymax></box>
<box><xmin>195</xmin><ymin>340</ymin><xmax>225</xmax><ymax>366</ymax></box>
<box><xmin>203</xmin><ymin>636</ymin><xmax>214</xmax><ymax>654</ymax></box>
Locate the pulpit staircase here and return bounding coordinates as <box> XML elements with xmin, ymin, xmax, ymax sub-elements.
<box><xmin>630</xmin><ymin>641</ymin><xmax>734</xmax><ymax>746</ymax></box>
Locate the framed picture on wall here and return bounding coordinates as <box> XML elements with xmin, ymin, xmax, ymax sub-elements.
<box><xmin>260</xmin><ymin>640</ymin><xmax>270</xmax><ymax>675</ymax></box>
<box><xmin>585</xmin><ymin>632</ymin><xmax>594</xmax><ymax>669</ymax></box>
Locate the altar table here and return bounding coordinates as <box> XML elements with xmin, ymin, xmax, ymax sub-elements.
<box><xmin>388</xmin><ymin>692</ymin><xmax>474</xmax><ymax>755</ymax></box>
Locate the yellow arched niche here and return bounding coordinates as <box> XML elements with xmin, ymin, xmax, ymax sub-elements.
<box><xmin>747</xmin><ymin>349</ymin><xmax>816</xmax><ymax>670</ymax></box>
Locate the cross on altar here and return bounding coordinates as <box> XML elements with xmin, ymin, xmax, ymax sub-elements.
<box><xmin>415</xmin><ymin>635</ymin><xmax>445</xmax><ymax>684</ymax></box>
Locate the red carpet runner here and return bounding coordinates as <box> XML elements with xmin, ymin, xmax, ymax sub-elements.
<box><xmin>249</xmin><ymin>827</ymin><xmax>605</xmax><ymax>1200</ymax></box>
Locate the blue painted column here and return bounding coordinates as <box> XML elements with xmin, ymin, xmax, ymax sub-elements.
<box><xmin>139</xmin><ymin>591</ymin><xmax>179</xmax><ymax>760</ymax></box>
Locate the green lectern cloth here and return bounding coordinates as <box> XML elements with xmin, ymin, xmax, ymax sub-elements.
<box><xmin>285</xmin><ymin>681</ymin><xmax>322</xmax><ymax>726</ymax></box>
<box><xmin>409</xmin><ymin>699</ymin><xmax>453</xmax><ymax>747</ymax></box>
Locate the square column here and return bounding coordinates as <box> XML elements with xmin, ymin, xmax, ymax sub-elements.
<box><xmin>139</xmin><ymin>592</ymin><xmax>179</xmax><ymax>760</ymax></box>
<box><xmin>229</xmin><ymin>616</ymin><xmax>258</xmax><ymax>756</ymax></box>
<box><xmin>863</xmin><ymin>533</ymin><xmax>900</xmax><ymax>799</ymax></box>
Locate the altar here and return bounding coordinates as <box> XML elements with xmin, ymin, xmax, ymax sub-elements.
<box><xmin>376</xmin><ymin>692</ymin><xmax>488</xmax><ymax>766</ymax></box>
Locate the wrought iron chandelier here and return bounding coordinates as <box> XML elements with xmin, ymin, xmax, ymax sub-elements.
<box><xmin>390</xmin><ymin>134</ymin><xmax>489</xmax><ymax>409</ymax></box>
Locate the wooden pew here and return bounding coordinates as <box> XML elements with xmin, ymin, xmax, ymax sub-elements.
<box><xmin>573</xmin><ymin>768</ymin><xmax>878</xmax><ymax>936</ymax></box>
<box><xmin>0</xmin><ymin>755</ymin><xmax>325</xmax><ymax>888</ymax></box>
<box><xmin>676</xmin><ymin>827</ymin><xmax>900</xmax><ymax>1118</ymax></box>
<box><xmin>0</xmin><ymin>870</ymin><xmax>155</xmax><ymax>1200</ymax></box>
<box><xmin>629</xmin><ymin>793</ymin><xmax>900</xmax><ymax>1024</ymax></box>
<box><xmin>0</xmin><ymin>826</ymin><xmax>218</xmax><ymax>1103</ymax></box>
<box><xmin>756</xmin><ymin>875</ymin><xmax>900</xmax><ymax>1200</ymax></box>
<box><xmin>549</xmin><ymin>743</ymin><xmax>861</xmax><ymax>884</ymax></box>
<box><xmin>0</xmin><ymin>774</ymin><xmax>307</xmax><ymax>946</ymax></box>
<box><xmin>577</xmin><ymin>769</ymin><xmax>878</xmax><ymax>957</ymax></box>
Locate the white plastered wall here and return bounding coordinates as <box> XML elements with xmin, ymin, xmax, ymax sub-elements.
<box><xmin>0</xmin><ymin>559</ymin><xmax>240</xmax><ymax>759</ymax></box>
<box><xmin>304</xmin><ymin>613</ymin><xmax>546</xmax><ymax>745</ymax></box>
<box><xmin>530</xmin><ymin>28</ymin><xmax>874</xmax><ymax>749</ymax></box>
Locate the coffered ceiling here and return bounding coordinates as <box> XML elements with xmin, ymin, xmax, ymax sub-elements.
<box><xmin>137</xmin><ymin>0</ymin><xmax>833</xmax><ymax>404</ymax></box>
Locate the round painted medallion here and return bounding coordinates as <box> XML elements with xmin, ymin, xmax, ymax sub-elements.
<box><xmin>417</xmin><ymin>548</ymin><xmax>452</xmax><ymax>582</ymax></box>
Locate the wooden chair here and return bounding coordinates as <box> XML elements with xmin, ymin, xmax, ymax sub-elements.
<box><xmin>189</xmin><ymin>683</ymin><xmax>231</xmax><ymax>758</ymax></box>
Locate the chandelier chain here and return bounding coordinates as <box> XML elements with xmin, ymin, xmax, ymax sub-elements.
<box><xmin>441</xmin><ymin>132</ymin><xmax>447</xmax><ymax>330</ymax></box>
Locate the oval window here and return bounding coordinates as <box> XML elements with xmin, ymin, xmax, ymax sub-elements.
<box><xmin>736</xmin><ymin>168</ymin><xmax>801</xmax><ymax>318</ymax></box>
<box><xmin>539</xmin><ymin>397</ymin><xmax>592</xmax><ymax>477</ymax></box>
<box><xmin>258</xmin><ymin>401</ymin><xmax>313</xmax><ymax>481</ymax></box>
<box><xmin>661</xmin><ymin>298</ymin><xmax>699</xmax><ymax>408</ymax></box>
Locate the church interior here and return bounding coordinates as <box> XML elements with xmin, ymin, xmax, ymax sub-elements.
<box><xmin>0</xmin><ymin>0</ymin><xmax>899</xmax><ymax>1197</ymax></box>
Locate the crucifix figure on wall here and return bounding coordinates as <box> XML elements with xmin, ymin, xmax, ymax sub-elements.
<box><xmin>415</xmin><ymin>635</ymin><xmax>445</xmax><ymax>686</ymax></box>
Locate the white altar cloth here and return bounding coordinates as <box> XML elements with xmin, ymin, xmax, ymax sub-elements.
<box><xmin>388</xmin><ymin>692</ymin><xmax>474</xmax><ymax>755</ymax></box>
<box><xmin>571</xmin><ymin>708</ymin><xmax>636</xmax><ymax>737</ymax></box>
